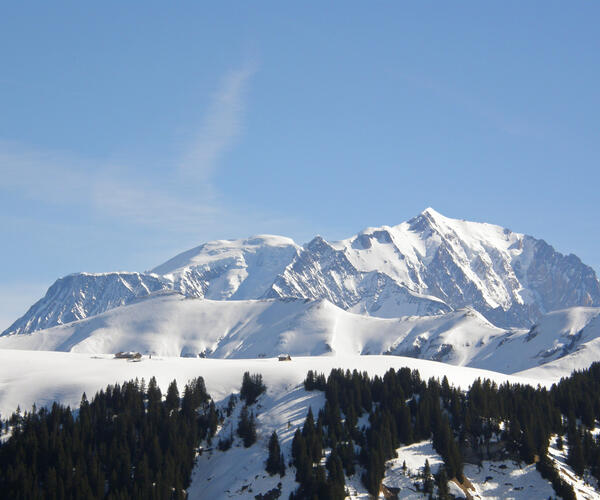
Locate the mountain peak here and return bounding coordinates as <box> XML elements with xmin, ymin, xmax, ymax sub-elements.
<box><xmin>417</xmin><ymin>207</ymin><xmax>456</xmax><ymax>227</ymax></box>
<box><xmin>151</xmin><ymin>234</ymin><xmax>299</xmax><ymax>276</ymax></box>
<box><xmin>421</xmin><ymin>207</ymin><xmax>443</xmax><ymax>218</ymax></box>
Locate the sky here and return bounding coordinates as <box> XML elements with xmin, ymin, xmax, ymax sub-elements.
<box><xmin>1</xmin><ymin>2</ymin><xmax>599</xmax><ymax>330</ymax></box>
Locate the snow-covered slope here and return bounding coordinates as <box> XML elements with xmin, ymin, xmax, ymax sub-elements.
<box><xmin>469</xmin><ymin>307</ymin><xmax>600</xmax><ymax>374</ymax></box>
<box><xmin>4</xmin><ymin>296</ymin><xmax>600</xmax><ymax>378</ymax></box>
<box><xmin>0</xmin><ymin>294</ymin><xmax>504</xmax><ymax>364</ymax></box>
<box><xmin>0</xmin><ymin>349</ymin><xmax>541</xmax><ymax>432</ymax></box>
<box><xmin>4</xmin><ymin>208</ymin><xmax>599</xmax><ymax>338</ymax></box>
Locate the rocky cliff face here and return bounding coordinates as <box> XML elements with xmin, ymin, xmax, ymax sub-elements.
<box><xmin>268</xmin><ymin>208</ymin><xmax>600</xmax><ymax>327</ymax></box>
<box><xmin>265</xmin><ymin>235</ymin><xmax>451</xmax><ymax>318</ymax></box>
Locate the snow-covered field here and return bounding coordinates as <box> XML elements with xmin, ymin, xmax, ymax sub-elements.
<box><xmin>461</xmin><ymin>460</ymin><xmax>555</xmax><ymax>499</ymax></box>
<box><xmin>2</xmin><ymin>293</ymin><xmax>599</xmax><ymax>380</ymax></box>
<box><xmin>0</xmin><ymin>349</ymin><xmax>542</xmax><ymax>418</ymax></box>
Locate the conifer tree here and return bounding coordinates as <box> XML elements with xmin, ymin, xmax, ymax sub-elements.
<box><xmin>567</xmin><ymin>429</ymin><xmax>585</xmax><ymax>477</ymax></box>
<box><xmin>423</xmin><ymin>459</ymin><xmax>433</xmax><ymax>494</ymax></box>
<box><xmin>326</xmin><ymin>450</ymin><xmax>346</xmax><ymax>500</ymax></box>
<box><xmin>240</xmin><ymin>372</ymin><xmax>266</xmax><ymax>405</ymax></box>
<box><xmin>435</xmin><ymin>466</ymin><xmax>450</xmax><ymax>500</ymax></box>
<box><xmin>266</xmin><ymin>431</ymin><xmax>285</xmax><ymax>476</ymax></box>
<box><xmin>237</xmin><ymin>406</ymin><xmax>257</xmax><ymax>447</ymax></box>
<box><xmin>166</xmin><ymin>379</ymin><xmax>180</xmax><ymax>412</ymax></box>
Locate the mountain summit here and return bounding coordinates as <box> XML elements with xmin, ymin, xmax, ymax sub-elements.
<box><xmin>3</xmin><ymin>209</ymin><xmax>599</xmax><ymax>336</ymax></box>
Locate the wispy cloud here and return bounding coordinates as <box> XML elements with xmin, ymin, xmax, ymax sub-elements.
<box><xmin>180</xmin><ymin>61</ymin><xmax>256</xmax><ymax>181</ymax></box>
<box><xmin>0</xmin><ymin>60</ymin><xmax>257</xmax><ymax>232</ymax></box>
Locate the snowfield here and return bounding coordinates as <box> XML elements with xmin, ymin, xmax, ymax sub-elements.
<box><xmin>461</xmin><ymin>460</ymin><xmax>555</xmax><ymax>499</ymax></box>
<box><xmin>0</xmin><ymin>350</ymin><xmax>541</xmax><ymax>424</ymax></box>
<box><xmin>2</xmin><ymin>293</ymin><xmax>600</xmax><ymax>379</ymax></box>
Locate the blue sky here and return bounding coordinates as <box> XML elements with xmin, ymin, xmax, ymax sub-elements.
<box><xmin>1</xmin><ymin>2</ymin><xmax>599</xmax><ymax>329</ymax></box>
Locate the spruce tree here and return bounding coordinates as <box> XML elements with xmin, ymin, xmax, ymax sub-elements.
<box><xmin>266</xmin><ymin>431</ymin><xmax>285</xmax><ymax>476</ymax></box>
<box><xmin>435</xmin><ymin>466</ymin><xmax>450</xmax><ymax>500</ymax></box>
<box><xmin>237</xmin><ymin>406</ymin><xmax>257</xmax><ymax>447</ymax></box>
<box><xmin>166</xmin><ymin>379</ymin><xmax>180</xmax><ymax>412</ymax></box>
<box><xmin>567</xmin><ymin>429</ymin><xmax>585</xmax><ymax>477</ymax></box>
<box><xmin>240</xmin><ymin>372</ymin><xmax>266</xmax><ymax>405</ymax></box>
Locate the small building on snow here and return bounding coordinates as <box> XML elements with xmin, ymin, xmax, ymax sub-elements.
<box><xmin>114</xmin><ymin>351</ymin><xmax>142</xmax><ymax>360</ymax></box>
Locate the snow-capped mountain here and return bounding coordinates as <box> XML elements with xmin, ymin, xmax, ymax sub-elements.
<box><xmin>3</xmin><ymin>208</ymin><xmax>599</xmax><ymax>337</ymax></box>
<box><xmin>2</xmin><ymin>235</ymin><xmax>300</xmax><ymax>336</ymax></box>
<box><xmin>268</xmin><ymin>208</ymin><xmax>600</xmax><ymax>328</ymax></box>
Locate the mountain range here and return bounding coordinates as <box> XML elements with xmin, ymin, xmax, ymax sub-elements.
<box><xmin>2</xmin><ymin>208</ymin><xmax>600</xmax><ymax>375</ymax></box>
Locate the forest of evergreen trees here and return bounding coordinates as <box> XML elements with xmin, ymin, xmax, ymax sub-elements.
<box><xmin>0</xmin><ymin>376</ymin><xmax>216</xmax><ymax>500</ymax></box>
<box><xmin>1</xmin><ymin>363</ymin><xmax>600</xmax><ymax>499</ymax></box>
<box><xmin>296</xmin><ymin>363</ymin><xmax>600</xmax><ymax>499</ymax></box>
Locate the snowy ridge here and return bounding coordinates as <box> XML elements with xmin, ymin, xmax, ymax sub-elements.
<box><xmin>265</xmin><ymin>234</ymin><xmax>451</xmax><ymax>318</ymax></box>
<box><xmin>152</xmin><ymin>235</ymin><xmax>300</xmax><ymax>300</ymax></box>
<box><xmin>3</xmin><ymin>208</ymin><xmax>599</xmax><ymax>338</ymax></box>
<box><xmin>3</xmin><ymin>293</ymin><xmax>600</xmax><ymax>378</ymax></box>
<box><xmin>0</xmin><ymin>294</ymin><xmax>500</xmax><ymax>363</ymax></box>
<box><xmin>3</xmin><ymin>272</ymin><xmax>166</xmax><ymax>335</ymax></box>
<box><xmin>467</xmin><ymin>307</ymin><xmax>600</xmax><ymax>374</ymax></box>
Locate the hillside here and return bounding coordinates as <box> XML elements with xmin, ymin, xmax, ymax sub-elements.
<box><xmin>3</xmin><ymin>292</ymin><xmax>600</xmax><ymax>378</ymax></box>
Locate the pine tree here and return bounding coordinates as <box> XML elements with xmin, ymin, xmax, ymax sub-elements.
<box><xmin>568</xmin><ymin>429</ymin><xmax>585</xmax><ymax>477</ymax></box>
<box><xmin>423</xmin><ymin>459</ymin><xmax>433</xmax><ymax>494</ymax></box>
<box><xmin>435</xmin><ymin>466</ymin><xmax>450</xmax><ymax>500</ymax></box>
<box><xmin>166</xmin><ymin>380</ymin><xmax>180</xmax><ymax>412</ymax></box>
<box><xmin>240</xmin><ymin>372</ymin><xmax>266</xmax><ymax>405</ymax></box>
<box><xmin>326</xmin><ymin>449</ymin><xmax>345</xmax><ymax>500</ymax></box>
<box><xmin>237</xmin><ymin>406</ymin><xmax>257</xmax><ymax>447</ymax></box>
<box><xmin>266</xmin><ymin>431</ymin><xmax>285</xmax><ymax>476</ymax></box>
